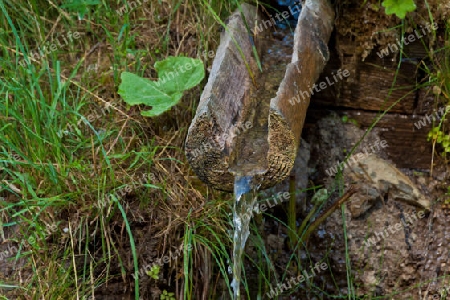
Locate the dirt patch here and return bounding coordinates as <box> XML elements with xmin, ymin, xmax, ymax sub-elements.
<box><xmin>265</xmin><ymin>111</ymin><xmax>450</xmax><ymax>299</ymax></box>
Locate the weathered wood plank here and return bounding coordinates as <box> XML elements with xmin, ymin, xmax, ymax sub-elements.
<box><xmin>185</xmin><ymin>0</ymin><xmax>335</xmax><ymax>191</ymax></box>
<box><xmin>312</xmin><ymin>41</ymin><xmax>429</xmax><ymax>114</ymax></box>
<box><xmin>346</xmin><ymin>111</ymin><xmax>433</xmax><ymax>169</ymax></box>
<box><xmin>304</xmin><ymin>24</ymin><xmax>440</xmax><ymax>169</ymax></box>
<box><xmin>184</xmin><ymin>4</ymin><xmax>262</xmax><ymax>191</ymax></box>
<box><xmin>306</xmin><ymin>109</ymin><xmax>433</xmax><ymax>169</ymax></box>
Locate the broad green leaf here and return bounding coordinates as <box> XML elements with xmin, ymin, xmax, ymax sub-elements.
<box><xmin>154</xmin><ymin>57</ymin><xmax>204</xmax><ymax>94</ymax></box>
<box><xmin>118</xmin><ymin>72</ymin><xmax>182</xmax><ymax>116</ymax></box>
<box><xmin>118</xmin><ymin>56</ymin><xmax>205</xmax><ymax>117</ymax></box>
<box><xmin>138</xmin><ymin>88</ymin><xmax>183</xmax><ymax>117</ymax></box>
<box><xmin>119</xmin><ymin>73</ymin><xmax>170</xmax><ymax>106</ymax></box>
<box><xmin>382</xmin><ymin>0</ymin><xmax>416</xmax><ymax>19</ymax></box>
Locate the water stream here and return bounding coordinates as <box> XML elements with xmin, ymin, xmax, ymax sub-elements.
<box><xmin>229</xmin><ymin>19</ymin><xmax>296</xmax><ymax>300</ymax></box>
<box><xmin>230</xmin><ymin>175</ymin><xmax>258</xmax><ymax>299</ymax></box>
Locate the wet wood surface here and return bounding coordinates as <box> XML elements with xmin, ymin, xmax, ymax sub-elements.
<box><xmin>185</xmin><ymin>0</ymin><xmax>335</xmax><ymax>191</ymax></box>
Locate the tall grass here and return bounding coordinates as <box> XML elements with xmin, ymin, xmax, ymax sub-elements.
<box><xmin>0</xmin><ymin>0</ymin><xmax>242</xmax><ymax>298</ymax></box>
<box><xmin>0</xmin><ymin>0</ymin><xmax>162</xmax><ymax>298</ymax></box>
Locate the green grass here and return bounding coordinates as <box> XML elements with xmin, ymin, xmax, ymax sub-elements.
<box><xmin>0</xmin><ymin>0</ymin><xmax>241</xmax><ymax>298</ymax></box>
<box><xmin>0</xmin><ymin>0</ymin><xmax>177</xmax><ymax>298</ymax></box>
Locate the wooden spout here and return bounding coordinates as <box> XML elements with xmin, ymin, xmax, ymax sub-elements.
<box><xmin>185</xmin><ymin>1</ymin><xmax>335</xmax><ymax>192</ymax></box>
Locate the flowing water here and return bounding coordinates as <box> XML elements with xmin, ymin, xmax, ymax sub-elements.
<box><xmin>228</xmin><ymin>17</ymin><xmax>296</xmax><ymax>300</ymax></box>
<box><xmin>231</xmin><ymin>175</ymin><xmax>258</xmax><ymax>299</ymax></box>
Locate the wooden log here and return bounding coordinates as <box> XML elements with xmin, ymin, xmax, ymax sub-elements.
<box><xmin>185</xmin><ymin>0</ymin><xmax>335</xmax><ymax>191</ymax></box>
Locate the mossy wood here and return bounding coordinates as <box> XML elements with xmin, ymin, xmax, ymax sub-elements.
<box><xmin>185</xmin><ymin>1</ymin><xmax>335</xmax><ymax>191</ymax></box>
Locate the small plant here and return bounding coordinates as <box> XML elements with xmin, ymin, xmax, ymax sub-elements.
<box><xmin>381</xmin><ymin>0</ymin><xmax>416</xmax><ymax>19</ymax></box>
<box><xmin>311</xmin><ymin>188</ymin><xmax>329</xmax><ymax>205</ymax></box>
<box><xmin>160</xmin><ymin>290</ymin><xmax>175</xmax><ymax>300</ymax></box>
<box><xmin>445</xmin><ymin>186</ymin><xmax>450</xmax><ymax>198</ymax></box>
<box><xmin>146</xmin><ymin>265</ymin><xmax>160</xmax><ymax>280</ymax></box>
<box><xmin>60</xmin><ymin>0</ymin><xmax>101</xmax><ymax>19</ymax></box>
<box><xmin>118</xmin><ymin>56</ymin><xmax>205</xmax><ymax>117</ymax></box>
<box><xmin>341</xmin><ymin>115</ymin><xmax>359</xmax><ymax>126</ymax></box>
<box><xmin>428</xmin><ymin>127</ymin><xmax>450</xmax><ymax>153</ymax></box>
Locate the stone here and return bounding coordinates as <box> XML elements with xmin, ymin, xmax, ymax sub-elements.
<box><xmin>345</xmin><ymin>154</ymin><xmax>430</xmax><ymax>211</ymax></box>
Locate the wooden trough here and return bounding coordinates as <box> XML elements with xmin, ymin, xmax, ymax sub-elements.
<box><xmin>185</xmin><ymin>0</ymin><xmax>335</xmax><ymax>191</ymax></box>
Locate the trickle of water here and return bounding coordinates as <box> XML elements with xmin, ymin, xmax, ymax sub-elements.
<box><xmin>227</xmin><ymin>18</ymin><xmax>295</xmax><ymax>300</ymax></box>
<box><xmin>231</xmin><ymin>175</ymin><xmax>259</xmax><ymax>299</ymax></box>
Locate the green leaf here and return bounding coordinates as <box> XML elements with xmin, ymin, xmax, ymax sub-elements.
<box><xmin>118</xmin><ymin>57</ymin><xmax>204</xmax><ymax>117</ymax></box>
<box><xmin>311</xmin><ymin>189</ymin><xmax>328</xmax><ymax>205</ymax></box>
<box><xmin>60</xmin><ymin>0</ymin><xmax>101</xmax><ymax>19</ymax></box>
<box><xmin>382</xmin><ymin>0</ymin><xmax>416</xmax><ymax>19</ymax></box>
<box><xmin>146</xmin><ymin>265</ymin><xmax>160</xmax><ymax>279</ymax></box>
<box><xmin>142</xmin><ymin>183</ymin><xmax>161</xmax><ymax>189</ymax></box>
<box><xmin>428</xmin><ymin>127</ymin><xmax>441</xmax><ymax>141</ymax></box>
<box><xmin>154</xmin><ymin>57</ymin><xmax>204</xmax><ymax>93</ymax></box>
